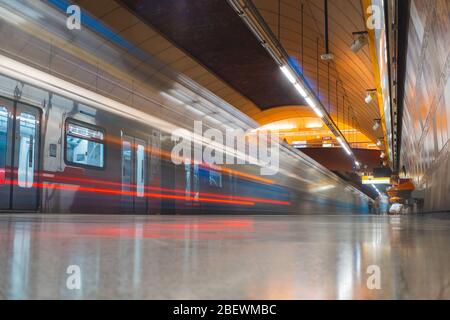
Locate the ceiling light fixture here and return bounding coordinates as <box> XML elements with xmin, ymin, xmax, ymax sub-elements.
<box><xmin>376</xmin><ymin>138</ymin><xmax>383</xmax><ymax>147</ymax></box>
<box><xmin>365</xmin><ymin>89</ymin><xmax>377</xmax><ymax>104</ymax></box>
<box><xmin>372</xmin><ymin>119</ymin><xmax>381</xmax><ymax>131</ymax></box>
<box><xmin>305</xmin><ymin>97</ymin><xmax>316</xmax><ymax>108</ymax></box>
<box><xmin>294</xmin><ymin>83</ymin><xmax>307</xmax><ymax>97</ymax></box>
<box><xmin>280</xmin><ymin>65</ymin><xmax>296</xmax><ymax>84</ymax></box>
<box><xmin>337</xmin><ymin>137</ymin><xmax>352</xmax><ymax>155</ymax></box>
<box><xmin>351</xmin><ymin>31</ymin><xmax>368</xmax><ymax>53</ymax></box>
<box><xmin>227</xmin><ymin>0</ymin><xmax>359</xmax><ymax>163</ymax></box>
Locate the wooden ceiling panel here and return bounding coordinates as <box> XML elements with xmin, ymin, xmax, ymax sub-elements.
<box><xmin>253</xmin><ymin>0</ymin><xmax>381</xmax><ymax>141</ymax></box>
<box><xmin>75</xmin><ymin>0</ymin><xmax>120</xmax><ymax>17</ymax></box>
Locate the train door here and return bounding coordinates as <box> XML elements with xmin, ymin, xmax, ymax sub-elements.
<box><xmin>0</xmin><ymin>97</ymin><xmax>40</xmax><ymax>211</ymax></box>
<box><xmin>121</xmin><ymin>134</ymin><xmax>147</xmax><ymax>214</ymax></box>
<box><xmin>149</xmin><ymin>129</ymin><xmax>161</xmax><ymax>214</ymax></box>
<box><xmin>0</xmin><ymin>98</ymin><xmax>12</xmax><ymax>210</ymax></box>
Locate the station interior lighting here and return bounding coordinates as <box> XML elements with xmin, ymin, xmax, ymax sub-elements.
<box><xmin>372</xmin><ymin>119</ymin><xmax>381</xmax><ymax>131</ymax></box>
<box><xmin>294</xmin><ymin>83</ymin><xmax>307</xmax><ymax>97</ymax></box>
<box><xmin>376</xmin><ymin>138</ymin><xmax>383</xmax><ymax>147</ymax></box>
<box><xmin>362</xmin><ymin>176</ymin><xmax>391</xmax><ymax>185</ymax></box>
<box><xmin>365</xmin><ymin>89</ymin><xmax>377</xmax><ymax>104</ymax></box>
<box><xmin>280</xmin><ymin>65</ymin><xmax>324</xmax><ymax>119</ymax></box>
<box><xmin>351</xmin><ymin>31</ymin><xmax>369</xmax><ymax>53</ymax></box>
<box><xmin>280</xmin><ymin>65</ymin><xmax>296</xmax><ymax>84</ymax></box>
<box><xmin>371</xmin><ymin>184</ymin><xmax>383</xmax><ymax>196</ymax></box>
<box><xmin>336</xmin><ymin>137</ymin><xmax>352</xmax><ymax>156</ymax></box>
<box><xmin>227</xmin><ymin>0</ymin><xmax>359</xmax><ymax>166</ymax></box>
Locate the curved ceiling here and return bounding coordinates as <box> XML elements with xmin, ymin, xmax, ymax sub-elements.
<box><xmin>253</xmin><ymin>0</ymin><xmax>382</xmax><ymax>141</ymax></box>
<box><xmin>75</xmin><ymin>0</ymin><xmax>381</xmax><ymax>144</ymax></box>
<box><xmin>119</xmin><ymin>0</ymin><xmax>308</xmax><ymax>109</ymax></box>
<box><xmin>74</xmin><ymin>0</ymin><xmax>262</xmax><ymax>117</ymax></box>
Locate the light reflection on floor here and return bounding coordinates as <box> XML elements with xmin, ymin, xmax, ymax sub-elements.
<box><xmin>0</xmin><ymin>214</ymin><xmax>449</xmax><ymax>299</ymax></box>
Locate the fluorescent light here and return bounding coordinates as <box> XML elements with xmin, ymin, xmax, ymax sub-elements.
<box><xmin>305</xmin><ymin>97</ymin><xmax>316</xmax><ymax>108</ymax></box>
<box><xmin>294</xmin><ymin>83</ymin><xmax>307</xmax><ymax>97</ymax></box>
<box><xmin>371</xmin><ymin>184</ymin><xmax>382</xmax><ymax>196</ymax></box>
<box><xmin>312</xmin><ymin>107</ymin><xmax>324</xmax><ymax>118</ymax></box>
<box><xmin>376</xmin><ymin>139</ymin><xmax>383</xmax><ymax>147</ymax></box>
<box><xmin>227</xmin><ymin>0</ymin><xmax>244</xmax><ymax>15</ymax></box>
<box><xmin>280</xmin><ymin>65</ymin><xmax>296</xmax><ymax>84</ymax></box>
<box><xmin>343</xmin><ymin>145</ymin><xmax>352</xmax><ymax>155</ymax></box>
<box><xmin>337</xmin><ymin>137</ymin><xmax>352</xmax><ymax>155</ymax></box>
<box><xmin>305</xmin><ymin>97</ymin><xmax>323</xmax><ymax>118</ymax></box>
<box><xmin>242</xmin><ymin>16</ymin><xmax>266</xmax><ymax>43</ymax></box>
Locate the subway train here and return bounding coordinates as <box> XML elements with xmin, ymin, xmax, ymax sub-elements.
<box><xmin>0</xmin><ymin>55</ymin><xmax>372</xmax><ymax>215</ymax></box>
<box><xmin>0</xmin><ymin>0</ymin><xmax>373</xmax><ymax>215</ymax></box>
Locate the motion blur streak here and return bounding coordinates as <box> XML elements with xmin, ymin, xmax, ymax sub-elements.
<box><xmin>4</xmin><ymin>179</ymin><xmax>257</xmax><ymax>206</ymax></box>
<box><xmin>95</xmin><ymin>122</ymin><xmax>275</xmax><ymax>185</ymax></box>
<box><xmin>2</xmin><ymin>171</ymin><xmax>290</xmax><ymax>205</ymax></box>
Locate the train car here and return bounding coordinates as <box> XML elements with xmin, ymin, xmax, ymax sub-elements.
<box><xmin>0</xmin><ymin>60</ymin><xmax>372</xmax><ymax>215</ymax></box>
<box><xmin>0</xmin><ymin>0</ymin><xmax>373</xmax><ymax>215</ymax></box>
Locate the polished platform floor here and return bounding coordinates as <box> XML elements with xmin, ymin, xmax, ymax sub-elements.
<box><xmin>0</xmin><ymin>213</ymin><xmax>449</xmax><ymax>299</ymax></box>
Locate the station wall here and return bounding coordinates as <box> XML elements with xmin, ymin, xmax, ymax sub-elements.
<box><xmin>400</xmin><ymin>0</ymin><xmax>450</xmax><ymax>212</ymax></box>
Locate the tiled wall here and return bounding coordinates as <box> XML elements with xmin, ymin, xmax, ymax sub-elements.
<box><xmin>400</xmin><ymin>0</ymin><xmax>450</xmax><ymax>211</ymax></box>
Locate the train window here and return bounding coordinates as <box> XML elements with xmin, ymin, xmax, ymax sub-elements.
<box><xmin>136</xmin><ymin>143</ymin><xmax>145</xmax><ymax>198</ymax></box>
<box><xmin>122</xmin><ymin>139</ymin><xmax>132</xmax><ymax>194</ymax></box>
<box><xmin>193</xmin><ymin>164</ymin><xmax>199</xmax><ymax>201</ymax></box>
<box><xmin>185</xmin><ymin>163</ymin><xmax>191</xmax><ymax>200</ymax></box>
<box><xmin>65</xmin><ymin>121</ymin><xmax>105</xmax><ymax>168</ymax></box>
<box><xmin>17</xmin><ymin>113</ymin><xmax>37</xmax><ymax>188</ymax></box>
<box><xmin>209</xmin><ymin>169</ymin><xmax>222</xmax><ymax>188</ymax></box>
<box><xmin>0</xmin><ymin>107</ymin><xmax>8</xmax><ymax>184</ymax></box>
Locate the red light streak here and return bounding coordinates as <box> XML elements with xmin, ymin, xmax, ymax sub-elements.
<box><xmin>1</xmin><ymin>166</ymin><xmax>290</xmax><ymax>206</ymax></box>
<box><xmin>41</xmin><ymin>174</ymin><xmax>290</xmax><ymax>205</ymax></box>
<box><xmin>1</xmin><ymin>171</ymin><xmax>290</xmax><ymax>206</ymax></box>
<box><xmin>103</xmin><ymin>135</ymin><xmax>275</xmax><ymax>185</ymax></box>
<box><xmin>4</xmin><ymin>179</ymin><xmax>255</xmax><ymax>206</ymax></box>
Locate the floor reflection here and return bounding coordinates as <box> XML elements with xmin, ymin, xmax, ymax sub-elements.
<box><xmin>0</xmin><ymin>214</ymin><xmax>449</xmax><ymax>299</ymax></box>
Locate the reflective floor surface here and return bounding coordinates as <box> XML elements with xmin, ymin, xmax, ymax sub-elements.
<box><xmin>0</xmin><ymin>214</ymin><xmax>449</xmax><ymax>299</ymax></box>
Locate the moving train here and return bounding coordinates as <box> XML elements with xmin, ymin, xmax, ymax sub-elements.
<box><xmin>0</xmin><ymin>0</ymin><xmax>373</xmax><ymax>215</ymax></box>
<box><xmin>0</xmin><ymin>55</ymin><xmax>372</xmax><ymax>215</ymax></box>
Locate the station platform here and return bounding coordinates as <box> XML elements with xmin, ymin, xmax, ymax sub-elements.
<box><xmin>0</xmin><ymin>214</ymin><xmax>449</xmax><ymax>299</ymax></box>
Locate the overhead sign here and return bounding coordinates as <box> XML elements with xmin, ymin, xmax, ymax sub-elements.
<box><xmin>362</xmin><ymin>175</ymin><xmax>391</xmax><ymax>185</ymax></box>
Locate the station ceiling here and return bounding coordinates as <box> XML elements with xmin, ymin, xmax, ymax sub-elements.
<box><xmin>75</xmin><ymin>0</ymin><xmax>382</xmax><ymax>143</ymax></box>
